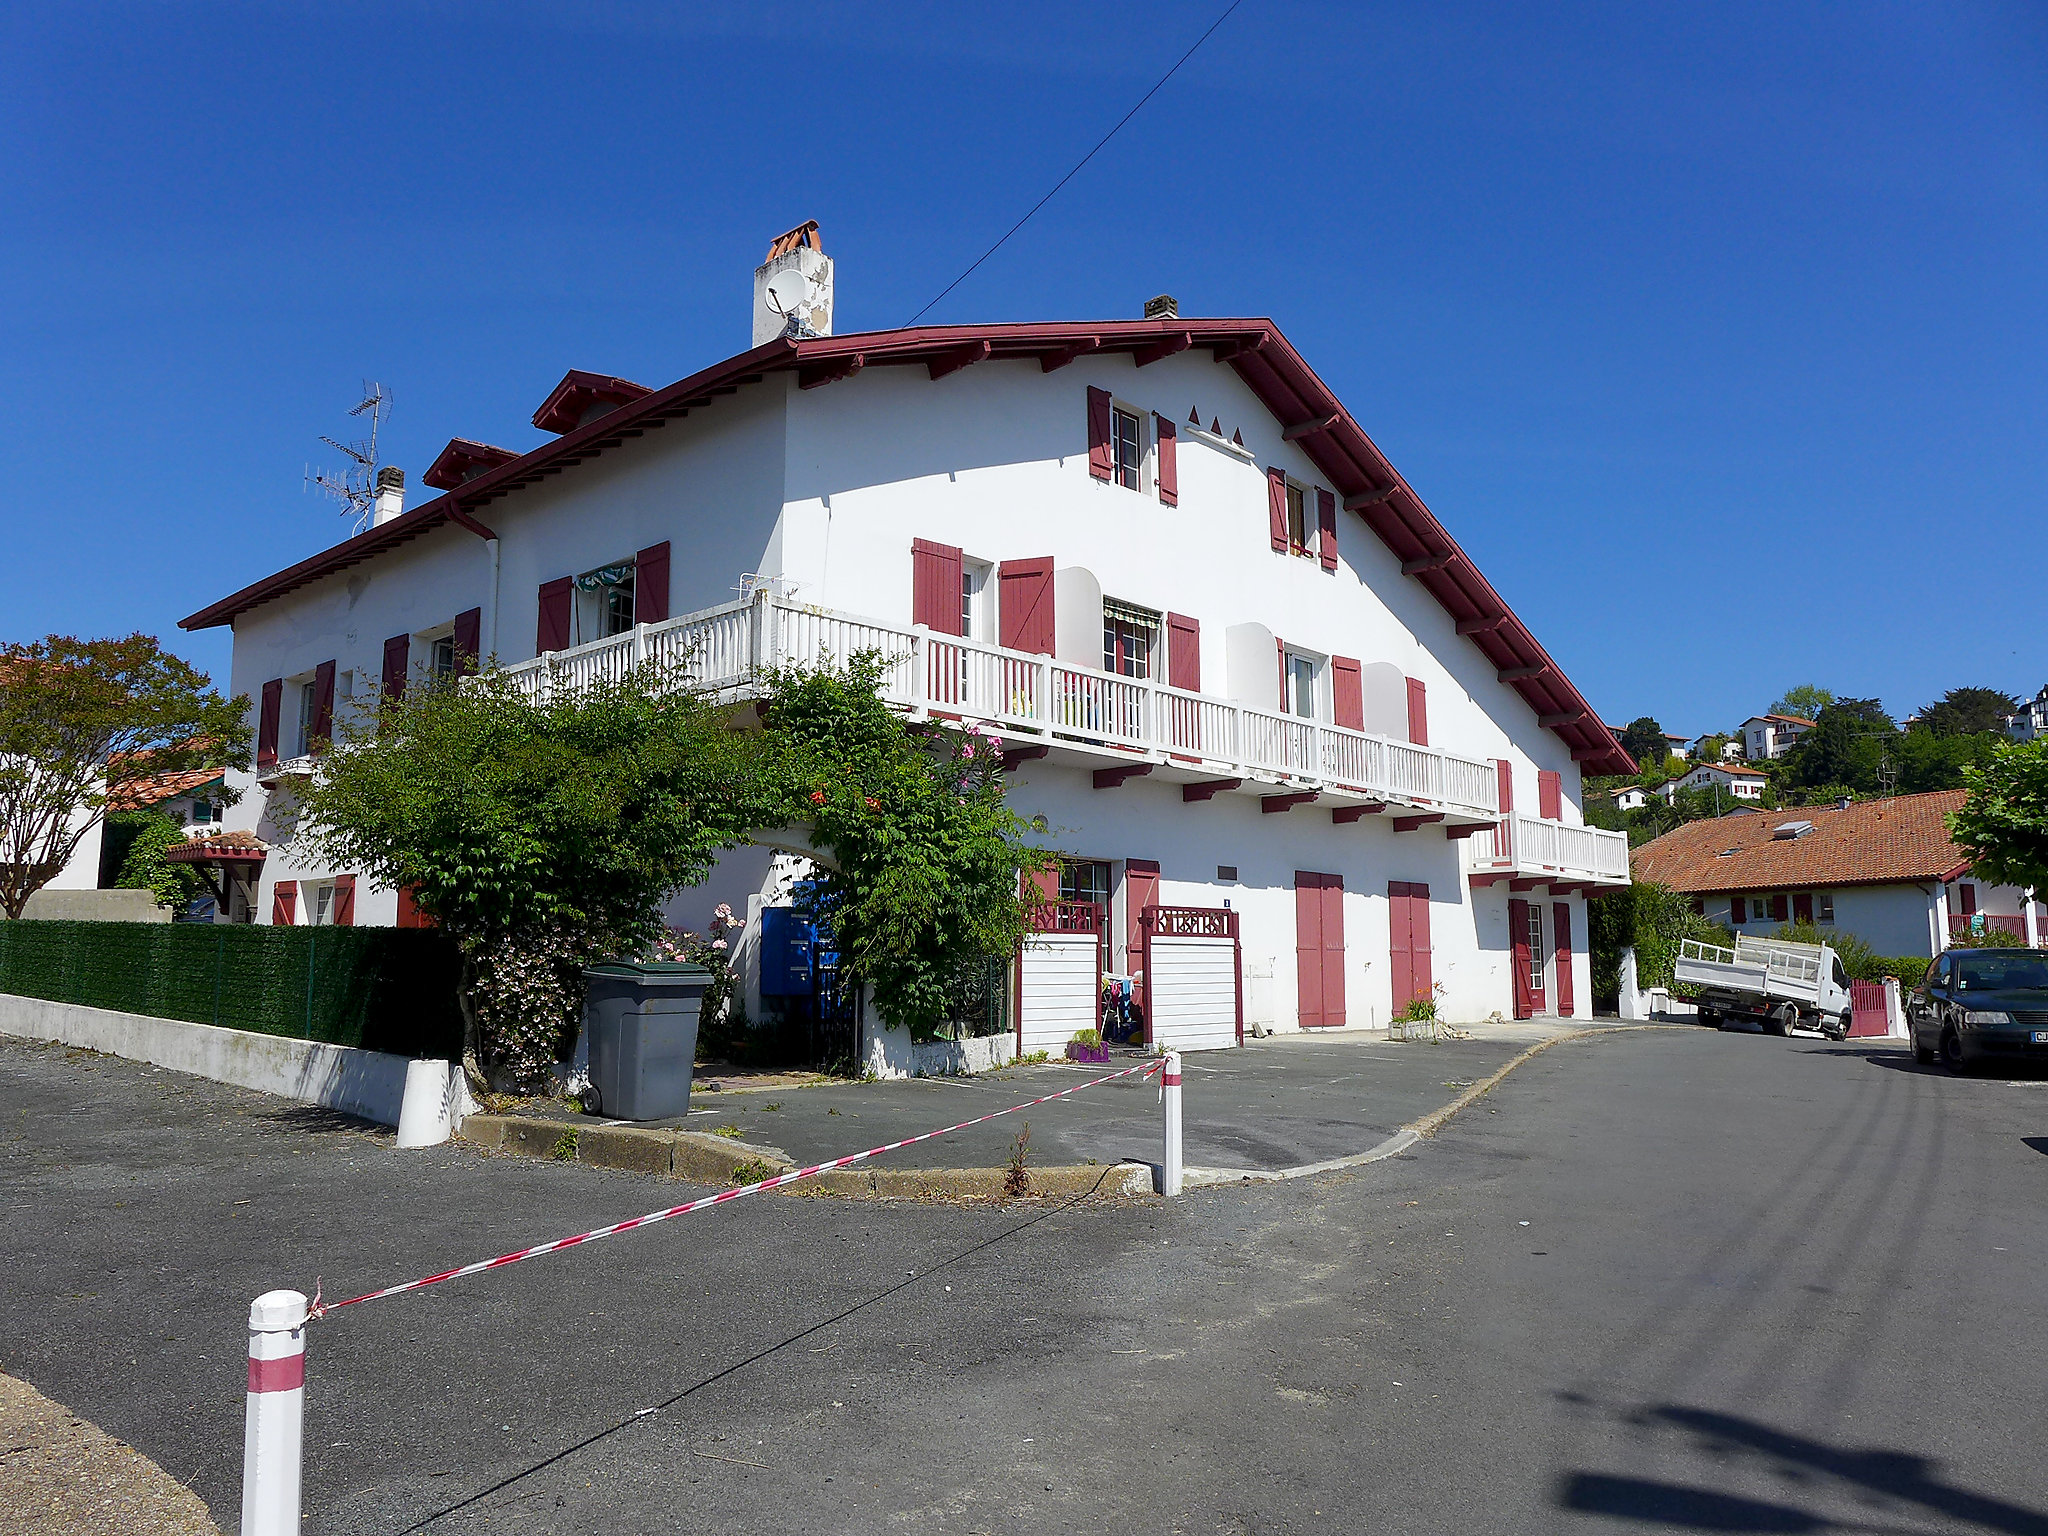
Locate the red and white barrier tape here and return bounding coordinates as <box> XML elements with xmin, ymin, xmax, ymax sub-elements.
<box><xmin>312</xmin><ymin>1055</ymin><xmax>1163</xmax><ymax>1318</ymax></box>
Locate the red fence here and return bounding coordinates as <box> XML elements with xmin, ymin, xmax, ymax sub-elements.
<box><xmin>1949</xmin><ymin>914</ymin><xmax>2031</xmax><ymax>942</ymax></box>
<box><xmin>1848</xmin><ymin>980</ymin><xmax>1890</xmax><ymax>1038</ymax></box>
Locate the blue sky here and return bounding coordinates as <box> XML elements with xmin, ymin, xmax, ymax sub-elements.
<box><xmin>3</xmin><ymin>2</ymin><xmax>2043</xmax><ymax>738</ymax></box>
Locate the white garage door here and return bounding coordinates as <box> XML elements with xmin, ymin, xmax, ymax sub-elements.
<box><xmin>1019</xmin><ymin>931</ymin><xmax>1098</xmax><ymax>1055</ymax></box>
<box><xmin>1149</xmin><ymin>935</ymin><xmax>1239</xmax><ymax>1053</ymax></box>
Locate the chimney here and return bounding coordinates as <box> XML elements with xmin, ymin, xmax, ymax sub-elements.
<box><xmin>753</xmin><ymin>221</ymin><xmax>833</xmax><ymax>346</ymax></box>
<box><xmin>1144</xmin><ymin>294</ymin><xmax>1179</xmax><ymax>320</ymax></box>
<box><xmin>372</xmin><ymin>465</ymin><xmax>405</xmax><ymax>526</ymax></box>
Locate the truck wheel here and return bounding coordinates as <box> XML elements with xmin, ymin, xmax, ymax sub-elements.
<box><xmin>1772</xmin><ymin>1005</ymin><xmax>1797</xmax><ymax>1037</ymax></box>
<box><xmin>1913</xmin><ymin>1036</ymin><xmax>1935</xmax><ymax>1065</ymax></box>
<box><xmin>1699</xmin><ymin>1008</ymin><xmax>1720</xmax><ymax>1029</ymax></box>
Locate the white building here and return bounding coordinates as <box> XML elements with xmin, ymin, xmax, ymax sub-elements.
<box><xmin>1674</xmin><ymin>761</ymin><xmax>1768</xmax><ymax>802</ymax></box>
<box><xmin>1634</xmin><ymin>790</ymin><xmax>2041</xmax><ymax>956</ymax></box>
<box><xmin>1741</xmin><ymin>713</ymin><xmax>1814</xmax><ymax>760</ymax></box>
<box><xmin>2005</xmin><ymin>686</ymin><xmax>2048</xmax><ymax>743</ymax></box>
<box><xmin>179</xmin><ymin>234</ymin><xmax>1632</xmax><ymax>1047</ymax></box>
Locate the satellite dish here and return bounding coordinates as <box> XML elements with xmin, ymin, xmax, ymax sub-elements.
<box><xmin>764</xmin><ymin>269</ymin><xmax>811</xmax><ymax>316</ymax></box>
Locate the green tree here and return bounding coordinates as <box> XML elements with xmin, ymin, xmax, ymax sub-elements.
<box><xmin>1948</xmin><ymin>738</ymin><xmax>2048</xmax><ymax>894</ymax></box>
<box><xmin>1783</xmin><ymin>698</ymin><xmax>1895</xmax><ymax>792</ymax></box>
<box><xmin>0</xmin><ymin>634</ymin><xmax>249</xmax><ymax>920</ymax></box>
<box><xmin>764</xmin><ymin>655</ymin><xmax>1051</xmax><ymax>1039</ymax></box>
<box><xmin>111</xmin><ymin>809</ymin><xmax>205</xmax><ymax>912</ymax></box>
<box><xmin>1770</xmin><ymin>685</ymin><xmax>1835</xmax><ymax>721</ymax></box>
<box><xmin>1913</xmin><ymin>687</ymin><xmax>2018</xmax><ymax>739</ymax></box>
<box><xmin>1896</xmin><ymin>728</ymin><xmax>2001</xmax><ymax>794</ymax></box>
<box><xmin>1618</xmin><ymin>717</ymin><xmax>1668</xmax><ymax>771</ymax></box>
<box><xmin>295</xmin><ymin>660</ymin><xmax>785</xmax><ymax>1088</ymax></box>
<box><xmin>1587</xmin><ymin>881</ymin><xmax>1730</xmax><ymax>1002</ymax></box>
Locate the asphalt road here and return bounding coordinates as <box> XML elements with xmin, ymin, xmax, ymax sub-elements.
<box><xmin>5</xmin><ymin>1027</ymin><xmax>2047</xmax><ymax>1535</ymax></box>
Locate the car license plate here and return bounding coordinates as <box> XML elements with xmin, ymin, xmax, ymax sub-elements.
<box><xmin>2033</xmin><ymin>1031</ymin><xmax>2048</xmax><ymax>1045</ymax></box>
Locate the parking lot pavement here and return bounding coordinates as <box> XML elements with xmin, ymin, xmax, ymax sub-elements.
<box><xmin>623</xmin><ymin>1017</ymin><xmax>1628</xmax><ymax>1173</ymax></box>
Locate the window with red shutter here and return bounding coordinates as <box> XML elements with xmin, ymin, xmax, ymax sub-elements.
<box><xmin>1770</xmin><ymin>893</ymin><xmax>1788</xmax><ymax>923</ymax></box>
<box><xmin>1165</xmin><ymin>613</ymin><xmax>1201</xmax><ymax>692</ymax></box>
<box><xmin>1405</xmin><ymin>677</ymin><xmax>1428</xmax><ymax>745</ymax></box>
<box><xmin>998</xmin><ymin>558</ymin><xmax>1055</xmax><ymax>654</ymax></box>
<box><xmin>331</xmin><ymin>875</ymin><xmax>356</xmax><ymax>928</ymax></box>
<box><xmin>1732</xmin><ymin>897</ymin><xmax>1747</xmax><ymax>925</ymax></box>
<box><xmin>1316</xmin><ymin>487</ymin><xmax>1337</xmax><ymax>570</ymax></box>
<box><xmin>634</xmin><ymin>542</ymin><xmax>671</xmax><ymax>624</ymax></box>
<box><xmin>1538</xmin><ymin>769</ymin><xmax>1563</xmax><ymax>821</ymax></box>
<box><xmin>1087</xmin><ymin>387</ymin><xmax>1114</xmax><ymax>481</ymax></box>
<box><xmin>310</xmin><ymin>661</ymin><xmax>336</xmax><ymax>751</ymax></box>
<box><xmin>1153</xmin><ymin>414</ymin><xmax>1178</xmax><ymax>505</ymax></box>
<box><xmin>451</xmin><ymin>609</ymin><xmax>481</xmax><ymax>676</ymax></box>
<box><xmin>1959</xmin><ymin>883</ymin><xmax>1977</xmax><ymax>916</ymax></box>
<box><xmin>257</xmin><ymin>679</ymin><xmax>283</xmax><ymax>767</ymax></box>
<box><xmin>381</xmin><ymin>635</ymin><xmax>410</xmax><ymax>703</ymax></box>
<box><xmin>536</xmin><ymin>578</ymin><xmax>572</xmax><ymax>654</ymax></box>
<box><xmin>1331</xmin><ymin>657</ymin><xmax>1363</xmax><ymax>730</ymax></box>
<box><xmin>1267</xmin><ymin>467</ymin><xmax>1288</xmax><ymax>551</ymax></box>
<box><xmin>271</xmin><ymin>880</ymin><xmax>297</xmax><ymax>927</ymax></box>
<box><xmin>911</xmin><ymin>539</ymin><xmax>965</xmax><ymax>635</ymax></box>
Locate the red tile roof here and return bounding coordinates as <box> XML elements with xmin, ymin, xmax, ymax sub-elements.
<box><xmin>109</xmin><ymin>767</ymin><xmax>224</xmax><ymax>811</ymax></box>
<box><xmin>1631</xmin><ymin>790</ymin><xmax>1973</xmax><ymax>894</ymax></box>
<box><xmin>163</xmin><ymin>829</ymin><xmax>268</xmax><ymax>864</ymax></box>
<box><xmin>175</xmin><ymin>318</ymin><xmax>1633</xmax><ymax>774</ymax></box>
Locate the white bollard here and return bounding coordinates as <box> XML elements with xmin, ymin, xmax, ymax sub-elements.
<box><xmin>241</xmin><ymin>1289</ymin><xmax>307</xmax><ymax>1536</ymax></box>
<box><xmin>395</xmin><ymin>1058</ymin><xmax>456</xmax><ymax>1149</ymax></box>
<box><xmin>1161</xmin><ymin>1050</ymin><xmax>1183</xmax><ymax>1197</ymax></box>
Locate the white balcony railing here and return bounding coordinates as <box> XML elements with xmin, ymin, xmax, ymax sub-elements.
<box><xmin>496</xmin><ymin>593</ymin><xmax>1505</xmax><ymax>821</ymax></box>
<box><xmin>1466</xmin><ymin>811</ymin><xmax>1632</xmax><ymax>887</ymax></box>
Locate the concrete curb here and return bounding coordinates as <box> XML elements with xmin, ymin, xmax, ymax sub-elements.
<box><xmin>460</xmin><ymin>1113</ymin><xmax>1154</xmax><ymax>1201</ymax></box>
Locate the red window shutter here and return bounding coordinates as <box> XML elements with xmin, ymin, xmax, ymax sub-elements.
<box><xmin>998</xmin><ymin>557</ymin><xmax>1055</xmax><ymax>654</ymax></box>
<box><xmin>271</xmin><ymin>880</ymin><xmax>297</xmax><ymax>927</ymax></box>
<box><xmin>1495</xmin><ymin>760</ymin><xmax>1514</xmax><ymax>815</ymax></box>
<box><xmin>1538</xmin><ymin>769</ymin><xmax>1563</xmax><ymax>821</ymax></box>
<box><xmin>1153</xmin><ymin>414</ymin><xmax>1178</xmax><ymax>506</ymax></box>
<box><xmin>634</xmin><ymin>541</ymin><xmax>671</xmax><ymax>625</ymax></box>
<box><xmin>1321</xmin><ymin>875</ymin><xmax>1346</xmax><ymax>1027</ymax></box>
<box><xmin>310</xmin><ymin>661</ymin><xmax>336</xmax><ymax>750</ymax></box>
<box><xmin>1166</xmin><ymin>612</ymin><xmax>1201</xmax><ymax>692</ymax></box>
<box><xmin>381</xmin><ymin>634</ymin><xmax>410</xmax><ymax>703</ymax></box>
<box><xmin>451</xmin><ymin>608</ymin><xmax>482</xmax><ymax>677</ymax></box>
<box><xmin>1331</xmin><ymin>657</ymin><xmax>1364</xmax><ymax>730</ymax></box>
<box><xmin>1552</xmin><ymin>902</ymin><xmax>1574</xmax><ymax>1017</ymax></box>
<box><xmin>912</xmin><ymin>538</ymin><xmax>965</xmax><ymax>635</ymax></box>
<box><xmin>257</xmin><ymin>679</ymin><xmax>283</xmax><ymax>768</ymax></box>
<box><xmin>1409</xmin><ymin>883</ymin><xmax>1432</xmax><ymax>1002</ymax></box>
<box><xmin>331</xmin><ymin>875</ymin><xmax>356</xmax><ymax>928</ymax></box>
<box><xmin>1959</xmin><ymin>883</ymin><xmax>1977</xmax><ymax>916</ymax></box>
<box><xmin>395</xmin><ymin>885</ymin><xmax>435</xmax><ymax>929</ymax></box>
<box><xmin>1794</xmin><ymin>892</ymin><xmax>1814</xmax><ymax>924</ymax></box>
<box><xmin>1770</xmin><ymin>893</ymin><xmax>1788</xmax><ymax>923</ymax></box>
<box><xmin>1087</xmin><ymin>387</ymin><xmax>1114</xmax><ymax>481</ymax></box>
<box><xmin>1295</xmin><ymin>873</ymin><xmax>1326</xmax><ymax>1029</ymax></box>
<box><xmin>536</xmin><ymin>577</ymin><xmax>572</xmax><ymax>654</ymax></box>
<box><xmin>1388</xmin><ymin>880</ymin><xmax>1413</xmax><ymax>1014</ymax></box>
<box><xmin>1126</xmin><ymin>859</ymin><xmax>1160</xmax><ymax>977</ymax></box>
<box><xmin>1732</xmin><ymin>897</ymin><xmax>1747</xmax><ymax>925</ymax></box>
<box><xmin>1316</xmin><ymin>487</ymin><xmax>1337</xmax><ymax>570</ymax></box>
<box><xmin>1267</xmin><ymin>467</ymin><xmax>1288</xmax><ymax>551</ymax></box>
<box><xmin>1508</xmin><ymin>897</ymin><xmax>1532</xmax><ymax>1019</ymax></box>
<box><xmin>1405</xmin><ymin>676</ymin><xmax>1428</xmax><ymax>745</ymax></box>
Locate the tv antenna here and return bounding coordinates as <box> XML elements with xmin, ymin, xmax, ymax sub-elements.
<box><xmin>306</xmin><ymin>382</ymin><xmax>391</xmax><ymax>532</ymax></box>
<box><xmin>763</xmin><ymin>270</ymin><xmax>817</xmax><ymax>338</ymax></box>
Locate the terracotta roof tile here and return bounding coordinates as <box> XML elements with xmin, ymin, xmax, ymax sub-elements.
<box><xmin>1631</xmin><ymin>790</ymin><xmax>1972</xmax><ymax>894</ymax></box>
<box><xmin>109</xmin><ymin>767</ymin><xmax>224</xmax><ymax>810</ymax></box>
<box><xmin>162</xmin><ymin>829</ymin><xmax>268</xmax><ymax>863</ymax></box>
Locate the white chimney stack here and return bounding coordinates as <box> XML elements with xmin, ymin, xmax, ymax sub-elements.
<box><xmin>372</xmin><ymin>465</ymin><xmax>406</xmax><ymax>526</ymax></box>
<box><xmin>753</xmin><ymin>220</ymin><xmax>833</xmax><ymax>347</ymax></box>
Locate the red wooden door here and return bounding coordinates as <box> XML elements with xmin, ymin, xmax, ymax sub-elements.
<box><xmin>1295</xmin><ymin>872</ymin><xmax>1345</xmax><ymax>1028</ymax></box>
<box><xmin>1388</xmin><ymin>881</ymin><xmax>1432</xmax><ymax>1014</ymax></box>
<box><xmin>1509</xmin><ymin>897</ymin><xmax>1546</xmax><ymax>1018</ymax></box>
<box><xmin>1125</xmin><ymin>860</ymin><xmax>1160</xmax><ymax>980</ymax></box>
<box><xmin>1551</xmin><ymin>902</ymin><xmax>1574</xmax><ymax>1017</ymax></box>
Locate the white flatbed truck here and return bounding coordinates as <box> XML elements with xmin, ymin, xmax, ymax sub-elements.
<box><xmin>1675</xmin><ymin>935</ymin><xmax>1854</xmax><ymax>1039</ymax></box>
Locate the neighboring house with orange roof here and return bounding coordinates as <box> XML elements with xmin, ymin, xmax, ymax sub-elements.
<box><xmin>109</xmin><ymin>766</ymin><xmax>227</xmax><ymax>830</ymax></box>
<box><xmin>1632</xmin><ymin>789</ymin><xmax>2042</xmax><ymax>956</ymax></box>
<box><xmin>1672</xmin><ymin>760</ymin><xmax>1768</xmax><ymax>802</ymax></box>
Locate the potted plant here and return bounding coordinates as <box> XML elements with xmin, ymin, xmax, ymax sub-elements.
<box><xmin>1065</xmin><ymin>1027</ymin><xmax>1110</xmax><ymax>1064</ymax></box>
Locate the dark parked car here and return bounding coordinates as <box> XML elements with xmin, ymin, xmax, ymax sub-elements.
<box><xmin>1908</xmin><ymin>948</ymin><xmax>2048</xmax><ymax>1071</ymax></box>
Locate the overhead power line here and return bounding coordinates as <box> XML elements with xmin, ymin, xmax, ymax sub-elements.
<box><xmin>901</xmin><ymin>0</ymin><xmax>1246</xmax><ymax>327</ymax></box>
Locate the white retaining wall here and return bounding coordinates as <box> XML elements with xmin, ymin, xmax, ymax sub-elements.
<box><xmin>860</xmin><ymin>1019</ymin><xmax>1019</xmax><ymax>1080</ymax></box>
<box><xmin>0</xmin><ymin>991</ymin><xmax>464</xmax><ymax>1129</ymax></box>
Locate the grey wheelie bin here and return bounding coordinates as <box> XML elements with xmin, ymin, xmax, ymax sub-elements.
<box><xmin>580</xmin><ymin>961</ymin><xmax>710</xmax><ymax>1120</ymax></box>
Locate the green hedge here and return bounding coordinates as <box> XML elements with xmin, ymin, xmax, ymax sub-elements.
<box><xmin>0</xmin><ymin>920</ymin><xmax>463</xmax><ymax>1058</ymax></box>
